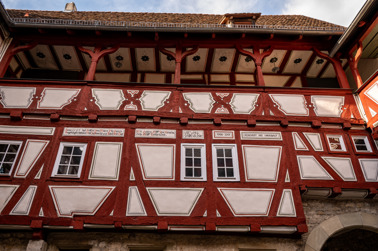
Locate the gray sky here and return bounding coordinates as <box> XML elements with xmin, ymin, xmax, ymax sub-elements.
<box><xmin>2</xmin><ymin>0</ymin><xmax>367</xmax><ymax>27</ymax></box>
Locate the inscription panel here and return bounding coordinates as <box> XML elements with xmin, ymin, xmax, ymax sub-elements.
<box><xmin>135</xmin><ymin>129</ymin><xmax>176</xmax><ymax>139</ymax></box>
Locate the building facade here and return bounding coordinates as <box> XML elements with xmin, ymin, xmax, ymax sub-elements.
<box><xmin>0</xmin><ymin>1</ymin><xmax>377</xmax><ymax>250</ymax></box>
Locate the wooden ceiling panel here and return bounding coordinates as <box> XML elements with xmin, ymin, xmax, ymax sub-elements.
<box><xmin>185</xmin><ymin>48</ymin><xmax>208</xmax><ymax>72</ymax></box>
<box><xmin>109</xmin><ymin>48</ymin><xmax>133</xmax><ymax>72</ymax></box>
<box><xmin>211</xmin><ymin>48</ymin><xmax>235</xmax><ymax>73</ymax></box>
<box><xmin>282</xmin><ymin>50</ymin><xmax>313</xmax><ymax>74</ymax></box>
<box><xmin>321</xmin><ymin>64</ymin><xmax>336</xmax><ymax>78</ymax></box>
<box><xmin>135</xmin><ymin>48</ymin><xmax>156</xmax><ymax>72</ymax></box>
<box><xmin>16</xmin><ymin>52</ymin><xmax>31</xmax><ymax>69</ymax></box>
<box><xmin>307</xmin><ymin>52</ymin><xmax>328</xmax><ymax>78</ymax></box>
<box><xmin>53</xmin><ymin>46</ymin><xmax>82</xmax><ymax>71</ymax></box>
<box><xmin>159</xmin><ymin>48</ymin><xmax>175</xmax><ymax>72</ymax></box>
<box><xmin>29</xmin><ymin>45</ymin><xmax>59</xmax><ymax>70</ymax></box>
<box><xmin>262</xmin><ymin>50</ymin><xmax>287</xmax><ymax>73</ymax></box>
<box><xmin>263</xmin><ymin>75</ymin><xmax>291</xmax><ymax>87</ymax></box>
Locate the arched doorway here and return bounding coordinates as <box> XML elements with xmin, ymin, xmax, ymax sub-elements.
<box><xmin>304</xmin><ymin>212</ymin><xmax>378</xmax><ymax>251</ymax></box>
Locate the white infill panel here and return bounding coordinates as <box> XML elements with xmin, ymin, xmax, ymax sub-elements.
<box><xmin>89</xmin><ymin>142</ymin><xmax>123</xmax><ymax>180</ymax></box>
<box><xmin>292</xmin><ymin>132</ymin><xmax>308</xmax><ymax>150</ymax></box>
<box><xmin>269</xmin><ymin>94</ymin><xmax>309</xmax><ymax>116</ymax></box>
<box><xmin>358</xmin><ymin>159</ymin><xmax>378</xmax><ymax>182</ymax></box>
<box><xmin>242</xmin><ymin>145</ymin><xmax>282</xmax><ymax>182</ymax></box>
<box><xmin>303</xmin><ymin>133</ymin><xmax>323</xmax><ymax>151</ymax></box>
<box><xmin>34</xmin><ymin>165</ymin><xmax>43</xmax><ymax>179</ymax></box>
<box><xmin>139</xmin><ymin>91</ymin><xmax>171</xmax><ymax>111</ymax></box>
<box><xmin>0</xmin><ymin>86</ymin><xmax>35</xmax><ymax>108</ymax></box>
<box><xmin>91</xmin><ymin>89</ymin><xmax>125</xmax><ymax>110</ymax></box>
<box><xmin>0</xmin><ymin>185</ymin><xmax>19</xmax><ymax>213</ymax></box>
<box><xmin>218</xmin><ymin>188</ymin><xmax>275</xmax><ymax>216</ymax></box>
<box><xmin>311</xmin><ymin>96</ymin><xmax>344</xmax><ymax>117</ymax></box>
<box><xmin>0</xmin><ymin>125</ymin><xmax>55</xmax><ymax>135</ymax></box>
<box><xmin>229</xmin><ymin>93</ymin><xmax>259</xmax><ymax>114</ymax></box>
<box><xmin>146</xmin><ymin>187</ymin><xmax>203</xmax><ymax>216</ymax></box>
<box><xmin>14</xmin><ymin>140</ymin><xmax>49</xmax><ymax>178</ymax></box>
<box><xmin>129</xmin><ymin>167</ymin><xmax>135</xmax><ymax>181</ymax></box>
<box><xmin>365</xmin><ymin>81</ymin><xmax>378</xmax><ymax>104</ymax></box>
<box><xmin>277</xmin><ymin>189</ymin><xmax>296</xmax><ymax>217</ymax></box>
<box><xmin>322</xmin><ymin>157</ymin><xmax>357</xmax><ymax>181</ymax></box>
<box><xmin>136</xmin><ymin>144</ymin><xmax>175</xmax><ymax>180</ymax></box>
<box><xmin>11</xmin><ymin>185</ymin><xmax>37</xmax><ymax>215</ymax></box>
<box><xmin>38</xmin><ymin>88</ymin><xmax>80</xmax><ymax>109</ymax></box>
<box><xmin>297</xmin><ymin>156</ymin><xmax>333</xmax><ymax>180</ymax></box>
<box><xmin>126</xmin><ymin>186</ymin><xmax>147</xmax><ymax>216</ymax></box>
<box><xmin>182</xmin><ymin>93</ymin><xmax>215</xmax><ymax>113</ymax></box>
<box><xmin>49</xmin><ymin>186</ymin><xmax>115</xmax><ymax>217</ymax></box>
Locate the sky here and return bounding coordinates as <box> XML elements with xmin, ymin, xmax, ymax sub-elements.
<box><xmin>2</xmin><ymin>0</ymin><xmax>367</xmax><ymax>27</ymax></box>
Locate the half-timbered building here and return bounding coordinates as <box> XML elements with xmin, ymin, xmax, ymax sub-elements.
<box><xmin>0</xmin><ymin>1</ymin><xmax>377</xmax><ymax>250</ymax></box>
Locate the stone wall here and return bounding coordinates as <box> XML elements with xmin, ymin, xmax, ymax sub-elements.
<box><xmin>0</xmin><ymin>199</ymin><xmax>377</xmax><ymax>251</ymax></box>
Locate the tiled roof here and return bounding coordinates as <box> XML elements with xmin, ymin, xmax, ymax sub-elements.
<box><xmin>6</xmin><ymin>9</ymin><xmax>345</xmax><ymax>29</ymax></box>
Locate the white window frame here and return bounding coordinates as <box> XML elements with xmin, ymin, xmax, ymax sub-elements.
<box><xmin>326</xmin><ymin>134</ymin><xmax>346</xmax><ymax>152</ymax></box>
<box><xmin>0</xmin><ymin>140</ymin><xmax>22</xmax><ymax>176</ymax></box>
<box><xmin>212</xmin><ymin>144</ymin><xmax>240</xmax><ymax>181</ymax></box>
<box><xmin>52</xmin><ymin>142</ymin><xmax>87</xmax><ymax>178</ymax></box>
<box><xmin>351</xmin><ymin>136</ymin><xmax>372</xmax><ymax>153</ymax></box>
<box><xmin>180</xmin><ymin>143</ymin><xmax>206</xmax><ymax>181</ymax></box>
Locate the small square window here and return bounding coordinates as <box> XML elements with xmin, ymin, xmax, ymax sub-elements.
<box><xmin>52</xmin><ymin>142</ymin><xmax>87</xmax><ymax>178</ymax></box>
<box><xmin>352</xmin><ymin>136</ymin><xmax>372</xmax><ymax>153</ymax></box>
<box><xmin>212</xmin><ymin>144</ymin><xmax>240</xmax><ymax>181</ymax></box>
<box><xmin>0</xmin><ymin>141</ymin><xmax>22</xmax><ymax>175</ymax></box>
<box><xmin>180</xmin><ymin>144</ymin><xmax>206</xmax><ymax>181</ymax></box>
<box><xmin>326</xmin><ymin>135</ymin><xmax>346</xmax><ymax>152</ymax></box>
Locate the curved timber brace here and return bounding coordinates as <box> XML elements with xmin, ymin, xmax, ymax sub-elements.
<box><xmin>348</xmin><ymin>41</ymin><xmax>364</xmax><ymax>89</ymax></box>
<box><xmin>159</xmin><ymin>45</ymin><xmax>199</xmax><ymax>84</ymax></box>
<box><xmin>313</xmin><ymin>48</ymin><xmax>350</xmax><ymax>89</ymax></box>
<box><xmin>78</xmin><ymin>45</ymin><xmax>120</xmax><ymax>81</ymax></box>
<box><xmin>0</xmin><ymin>41</ymin><xmax>37</xmax><ymax>77</ymax></box>
<box><xmin>236</xmin><ymin>45</ymin><xmax>273</xmax><ymax>86</ymax></box>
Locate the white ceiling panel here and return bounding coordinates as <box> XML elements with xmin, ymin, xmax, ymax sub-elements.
<box><xmin>262</xmin><ymin>50</ymin><xmax>287</xmax><ymax>73</ymax></box>
<box><xmin>29</xmin><ymin>45</ymin><xmax>59</xmax><ymax>70</ymax></box>
<box><xmin>81</xmin><ymin>47</ymin><xmax>107</xmax><ymax>71</ymax></box>
<box><xmin>186</xmin><ymin>48</ymin><xmax>208</xmax><ymax>72</ymax></box>
<box><xmin>160</xmin><ymin>48</ymin><xmax>175</xmax><ymax>72</ymax></box>
<box><xmin>135</xmin><ymin>48</ymin><xmax>156</xmax><ymax>72</ymax></box>
<box><xmin>236</xmin><ymin>49</ymin><xmax>255</xmax><ymax>73</ymax></box>
<box><xmin>282</xmin><ymin>50</ymin><xmax>313</xmax><ymax>74</ymax></box>
<box><xmin>109</xmin><ymin>48</ymin><xmax>133</xmax><ymax>72</ymax></box>
<box><xmin>53</xmin><ymin>46</ymin><xmax>82</xmax><ymax>71</ymax></box>
<box><xmin>211</xmin><ymin>48</ymin><xmax>235</xmax><ymax>73</ymax></box>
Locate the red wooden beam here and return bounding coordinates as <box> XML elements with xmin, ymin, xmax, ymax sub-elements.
<box><xmin>348</xmin><ymin>41</ymin><xmax>364</xmax><ymax>88</ymax></box>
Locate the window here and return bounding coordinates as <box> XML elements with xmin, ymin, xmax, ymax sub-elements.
<box><xmin>52</xmin><ymin>142</ymin><xmax>87</xmax><ymax>177</ymax></box>
<box><xmin>0</xmin><ymin>141</ymin><xmax>22</xmax><ymax>175</ymax></box>
<box><xmin>212</xmin><ymin>144</ymin><xmax>239</xmax><ymax>181</ymax></box>
<box><xmin>181</xmin><ymin>144</ymin><xmax>206</xmax><ymax>181</ymax></box>
<box><xmin>352</xmin><ymin>136</ymin><xmax>372</xmax><ymax>153</ymax></box>
<box><xmin>326</xmin><ymin>135</ymin><xmax>346</xmax><ymax>152</ymax></box>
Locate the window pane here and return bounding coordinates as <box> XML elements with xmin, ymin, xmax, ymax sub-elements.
<box><xmin>185</xmin><ymin>148</ymin><xmax>192</xmax><ymax>157</ymax></box>
<box><xmin>194</xmin><ymin>168</ymin><xmax>201</xmax><ymax>177</ymax></box>
<box><xmin>4</xmin><ymin>154</ymin><xmax>16</xmax><ymax>162</ymax></box>
<box><xmin>0</xmin><ymin>154</ymin><xmax>4</xmax><ymax>161</ymax></box>
<box><xmin>193</xmin><ymin>149</ymin><xmax>201</xmax><ymax>157</ymax></box>
<box><xmin>225</xmin><ymin>149</ymin><xmax>232</xmax><ymax>157</ymax></box>
<box><xmin>68</xmin><ymin>165</ymin><xmax>79</xmax><ymax>175</ymax></box>
<box><xmin>185</xmin><ymin>167</ymin><xmax>193</xmax><ymax>177</ymax></box>
<box><xmin>8</xmin><ymin>144</ymin><xmax>20</xmax><ymax>153</ymax></box>
<box><xmin>218</xmin><ymin>168</ymin><xmax>225</xmax><ymax>177</ymax></box>
<box><xmin>194</xmin><ymin>158</ymin><xmax>201</xmax><ymax>167</ymax></box>
<box><xmin>0</xmin><ymin>163</ymin><xmax>12</xmax><ymax>174</ymax></box>
<box><xmin>216</xmin><ymin>148</ymin><xmax>224</xmax><ymax>157</ymax></box>
<box><xmin>185</xmin><ymin>158</ymin><xmax>193</xmax><ymax>167</ymax></box>
<box><xmin>62</xmin><ymin>146</ymin><xmax>73</xmax><ymax>154</ymax></box>
<box><xmin>217</xmin><ymin>158</ymin><xmax>225</xmax><ymax>167</ymax></box>
<box><xmin>60</xmin><ymin>156</ymin><xmax>71</xmax><ymax>165</ymax></box>
<box><xmin>356</xmin><ymin>145</ymin><xmax>368</xmax><ymax>151</ymax></box>
<box><xmin>73</xmin><ymin>147</ymin><xmax>83</xmax><ymax>155</ymax></box>
<box><xmin>226</xmin><ymin>168</ymin><xmax>234</xmax><ymax>177</ymax></box>
<box><xmin>354</xmin><ymin>139</ymin><xmax>365</xmax><ymax>145</ymax></box>
<box><xmin>57</xmin><ymin>165</ymin><xmax>68</xmax><ymax>174</ymax></box>
<box><xmin>70</xmin><ymin>156</ymin><xmax>81</xmax><ymax>165</ymax></box>
<box><xmin>0</xmin><ymin>144</ymin><xmax>7</xmax><ymax>152</ymax></box>
<box><xmin>225</xmin><ymin>158</ymin><xmax>233</xmax><ymax>167</ymax></box>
